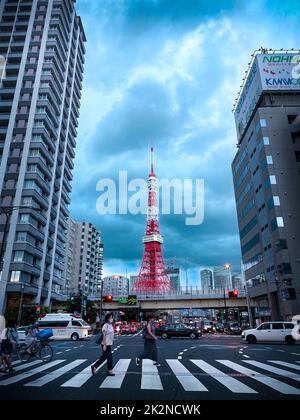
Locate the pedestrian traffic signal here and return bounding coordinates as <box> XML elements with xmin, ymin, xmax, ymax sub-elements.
<box><xmin>104</xmin><ymin>294</ymin><xmax>113</xmax><ymax>302</ymax></box>
<box><xmin>228</xmin><ymin>290</ymin><xmax>238</xmax><ymax>298</ymax></box>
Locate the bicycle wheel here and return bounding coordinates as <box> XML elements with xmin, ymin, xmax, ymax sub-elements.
<box><xmin>39</xmin><ymin>344</ymin><xmax>53</xmax><ymax>362</ymax></box>
<box><xmin>17</xmin><ymin>344</ymin><xmax>31</xmax><ymax>363</ymax></box>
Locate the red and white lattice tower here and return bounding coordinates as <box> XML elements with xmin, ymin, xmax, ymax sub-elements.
<box><xmin>132</xmin><ymin>147</ymin><xmax>172</xmax><ymax>293</ymax></box>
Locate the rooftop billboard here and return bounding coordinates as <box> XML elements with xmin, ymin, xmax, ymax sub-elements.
<box><xmin>234</xmin><ymin>53</ymin><xmax>300</xmax><ymax>140</ymax></box>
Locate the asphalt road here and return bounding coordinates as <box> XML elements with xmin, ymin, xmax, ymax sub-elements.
<box><xmin>1</xmin><ymin>332</ymin><xmax>300</xmax><ymax>400</ymax></box>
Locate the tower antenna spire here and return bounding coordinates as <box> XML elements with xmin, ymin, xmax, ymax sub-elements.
<box><xmin>150</xmin><ymin>145</ymin><xmax>154</xmax><ymax>175</ymax></box>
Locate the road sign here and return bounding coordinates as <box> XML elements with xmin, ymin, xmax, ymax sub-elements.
<box><xmin>128</xmin><ymin>295</ymin><xmax>137</xmax><ymax>305</ymax></box>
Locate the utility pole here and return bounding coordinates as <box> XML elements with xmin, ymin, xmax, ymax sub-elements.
<box><xmin>241</xmin><ymin>262</ymin><xmax>254</xmax><ymax>328</ymax></box>
<box><xmin>223</xmin><ymin>288</ymin><xmax>227</xmax><ymax>322</ymax></box>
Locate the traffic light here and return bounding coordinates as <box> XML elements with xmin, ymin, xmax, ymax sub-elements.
<box><xmin>104</xmin><ymin>295</ymin><xmax>113</xmax><ymax>302</ymax></box>
<box><xmin>228</xmin><ymin>290</ymin><xmax>238</xmax><ymax>298</ymax></box>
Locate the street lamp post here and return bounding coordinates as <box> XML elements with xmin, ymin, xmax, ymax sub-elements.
<box><xmin>224</xmin><ymin>263</ymin><xmax>232</xmax><ymax>289</ymax></box>
<box><xmin>17</xmin><ymin>282</ymin><xmax>25</xmax><ymax>325</ymax></box>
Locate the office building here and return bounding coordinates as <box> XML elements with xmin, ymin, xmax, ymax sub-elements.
<box><xmin>200</xmin><ymin>269</ymin><xmax>213</xmax><ymax>291</ymax></box>
<box><xmin>232</xmin><ymin>49</ymin><xmax>300</xmax><ymax>320</ymax></box>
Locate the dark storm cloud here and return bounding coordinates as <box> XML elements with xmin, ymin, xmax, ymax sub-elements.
<box><xmin>72</xmin><ymin>0</ymin><xmax>299</xmax><ymax>282</ymax></box>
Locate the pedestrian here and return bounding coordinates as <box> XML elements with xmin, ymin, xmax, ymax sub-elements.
<box><xmin>25</xmin><ymin>317</ymin><xmax>39</xmax><ymax>354</ymax></box>
<box><xmin>292</xmin><ymin>319</ymin><xmax>300</xmax><ymax>341</ymax></box>
<box><xmin>0</xmin><ymin>315</ymin><xmax>5</xmax><ymax>335</ymax></box>
<box><xmin>91</xmin><ymin>313</ymin><xmax>115</xmax><ymax>376</ymax></box>
<box><xmin>135</xmin><ymin>314</ymin><xmax>160</xmax><ymax>367</ymax></box>
<box><xmin>0</xmin><ymin>321</ymin><xmax>18</xmax><ymax>374</ymax></box>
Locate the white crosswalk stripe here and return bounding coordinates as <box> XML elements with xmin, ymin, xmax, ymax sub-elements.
<box><xmin>0</xmin><ymin>360</ymin><xmax>65</xmax><ymax>386</ymax></box>
<box><xmin>13</xmin><ymin>360</ymin><xmax>43</xmax><ymax>372</ymax></box>
<box><xmin>25</xmin><ymin>360</ymin><xmax>87</xmax><ymax>387</ymax></box>
<box><xmin>166</xmin><ymin>359</ymin><xmax>208</xmax><ymax>392</ymax></box>
<box><xmin>100</xmin><ymin>359</ymin><xmax>130</xmax><ymax>389</ymax></box>
<box><xmin>191</xmin><ymin>360</ymin><xmax>257</xmax><ymax>393</ymax></box>
<box><xmin>141</xmin><ymin>359</ymin><xmax>163</xmax><ymax>390</ymax></box>
<box><xmin>244</xmin><ymin>360</ymin><xmax>300</xmax><ymax>382</ymax></box>
<box><xmin>2</xmin><ymin>358</ymin><xmax>300</xmax><ymax>395</ymax></box>
<box><xmin>268</xmin><ymin>361</ymin><xmax>300</xmax><ymax>371</ymax></box>
<box><xmin>217</xmin><ymin>360</ymin><xmax>300</xmax><ymax>395</ymax></box>
<box><xmin>61</xmin><ymin>361</ymin><xmax>107</xmax><ymax>388</ymax></box>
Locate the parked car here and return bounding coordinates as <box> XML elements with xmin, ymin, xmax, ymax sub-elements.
<box><xmin>128</xmin><ymin>324</ymin><xmax>137</xmax><ymax>334</ymax></box>
<box><xmin>17</xmin><ymin>326</ymin><xmax>27</xmax><ymax>341</ymax></box>
<box><xmin>224</xmin><ymin>322</ymin><xmax>241</xmax><ymax>335</ymax></box>
<box><xmin>241</xmin><ymin>321</ymin><xmax>297</xmax><ymax>344</ymax></box>
<box><xmin>215</xmin><ymin>322</ymin><xmax>225</xmax><ymax>333</ymax></box>
<box><xmin>156</xmin><ymin>323</ymin><xmax>202</xmax><ymax>339</ymax></box>
<box><xmin>201</xmin><ymin>320</ymin><xmax>215</xmax><ymax>334</ymax></box>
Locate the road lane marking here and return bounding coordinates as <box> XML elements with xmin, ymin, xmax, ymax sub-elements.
<box><xmin>11</xmin><ymin>360</ymin><xmax>42</xmax><ymax>372</ymax></box>
<box><xmin>166</xmin><ymin>359</ymin><xmax>208</xmax><ymax>392</ymax></box>
<box><xmin>291</xmin><ymin>353</ymin><xmax>300</xmax><ymax>356</ymax></box>
<box><xmin>178</xmin><ymin>356</ymin><xmax>182</xmax><ymax>360</ymax></box>
<box><xmin>25</xmin><ymin>360</ymin><xmax>87</xmax><ymax>387</ymax></box>
<box><xmin>217</xmin><ymin>360</ymin><xmax>300</xmax><ymax>395</ymax></box>
<box><xmin>56</xmin><ymin>352</ymin><xmax>63</xmax><ymax>355</ymax></box>
<box><xmin>61</xmin><ymin>361</ymin><xmax>107</xmax><ymax>387</ymax></box>
<box><xmin>242</xmin><ymin>355</ymin><xmax>250</xmax><ymax>358</ymax></box>
<box><xmin>0</xmin><ymin>360</ymin><xmax>65</xmax><ymax>386</ymax></box>
<box><xmin>268</xmin><ymin>361</ymin><xmax>300</xmax><ymax>371</ymax></box>
<box><xmin>65</xmin><ymin>349</ymin><xmax>71</xmax><ymax>352</ymax></box>
<box><xmin>191</xmin><ymin>360</ymin><xmax>257</xmax><ymax>394</ymax></box>
<box><xmin>243</xmin><ymin>360</ymin><xmax>300</xmax><ymax>382</ymax></box>
<box><xmin>141</xmin><ymin>359</ymin><xmax>163</xmax><ymax>390</ymax></box>
<box><xmin>100</xmin><ymin>359</ymin><xmax>131</xmax><ymax>389</ymax></box>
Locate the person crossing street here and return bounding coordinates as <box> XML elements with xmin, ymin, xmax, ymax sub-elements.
<box><xmin>91</xmin><ymin>313</ymin><xmax>115</xmax><ymax>376</ymax></box>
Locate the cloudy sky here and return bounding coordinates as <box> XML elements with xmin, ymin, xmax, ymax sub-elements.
<box><xmin>71</xmin><ymin>0</ymin><xmax>300</xmax><ymax>286</ymax></box>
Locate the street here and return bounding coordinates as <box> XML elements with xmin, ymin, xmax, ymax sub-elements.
<box><xmin>1</xmin><ymin>333</ymin><xmax>300</xmax><ymax>400</ymax></box>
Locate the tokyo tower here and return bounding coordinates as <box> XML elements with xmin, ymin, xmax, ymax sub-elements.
<box><xmin>132</xmin><ymin>147</ymin><xmax>172</xmax><ymax>293</ymax></box>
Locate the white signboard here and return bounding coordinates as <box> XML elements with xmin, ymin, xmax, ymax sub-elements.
<box><xmin>234</xmin><ymin>53</ymin><xmax>300</xmax><ymax>140</ymax></box>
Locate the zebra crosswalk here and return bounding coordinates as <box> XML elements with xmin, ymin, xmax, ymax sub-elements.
<box><xmin>1</xmin><ymin>358</ymin><xmax>300</xmax><ymax>395</ymax></box>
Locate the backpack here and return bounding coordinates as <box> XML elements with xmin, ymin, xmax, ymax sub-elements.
<box><xmin>95</xmin><ymin>330</ymin><xmax>103</xmax><ymax>345</ymax></box>
<box><xmin>0</xmin><ymin>329</ymin><xmax>13</xmax><ymax>355</ymax></box>
<box><xmin>142</xmin><ymin>326</ymin><xmax>148</xmax><ymax>339</ymax></box>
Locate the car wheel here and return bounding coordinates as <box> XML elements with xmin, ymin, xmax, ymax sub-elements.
<box><xmin>246</xmin><ymin>335</ymin><xmax>256</xmax><ymax>344</ymax></box>
<box><xmin>286</xmin><ymin>335</ymin><xmax>295</xmax><ymax>345</ymax></box>
<box><xmin>71</xmin><ymin>333</ymin><xmax>79</xmax><ymax>341</ymax></box>
<box><xmin>189</xmin><ymin>332</ymin><xmax>196</xmax><ymax>339</ymax></box>
<box><xmin>161</xmin><ymin>332</ymin><xmax>168</xmax><ymax>339</ymax></box>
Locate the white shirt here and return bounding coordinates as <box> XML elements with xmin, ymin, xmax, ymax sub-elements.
<box><xmin>292</xmin><ymin>323</ymin><xmax>300</xmax><ymax>341</ymax></box>
<box><xmin>102</xmin><ymin>323</ymin><xmax>114</xmax><ymax>346</ymax></box>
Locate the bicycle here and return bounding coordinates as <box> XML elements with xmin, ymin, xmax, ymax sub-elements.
<box><xmin>17</xmin><ymin>338</ymin><xmax>53</xmax><ymax>363</ymax></box>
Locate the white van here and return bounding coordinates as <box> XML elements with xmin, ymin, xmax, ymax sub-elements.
<box><xmin>241</xmin><ymin>321</ymin><xmax>296</xmax><ymax>344</ymax></box>
<box><xmin>37</xmin><ymin>313</ymin><xmax>92</xmax><ymax>341</ymax></box>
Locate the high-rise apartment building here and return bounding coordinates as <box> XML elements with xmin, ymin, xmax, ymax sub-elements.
<box><xmin>232</xmin><ymin>50</ymin><xmax>300</xmax><ymax>321</ymax></box>
<box><xmin>103</xmin><ymin>275</ymin><xmax>129</xmax><ymax>299</ymax></box>
<box><xmin>0</xmin><ymin>0</ymin><xmax>86</xmax><ymax>315</ymax></box>
<box><xmin>200</xmin><ymin>269</ymin><xmax>213</xmax><ymax>291</ymax></box>
<box><xmin>64</xmin><ymin>220</ymin><xmax>103</xmax><ymax>298</ymax></box>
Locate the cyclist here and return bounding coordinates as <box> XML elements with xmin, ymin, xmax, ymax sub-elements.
<box><xmin>25</xmin><ymin>317</ymin><xmax>39</xmax><ymax>355</ymax></box>
<box><xmin>0</xmin><ymin>321</ymin><xmax>19</xmax><ymax>374</ymax></box>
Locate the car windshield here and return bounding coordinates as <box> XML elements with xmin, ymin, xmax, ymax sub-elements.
<box><xmin>81</xmin><ymin>321</ymin><xmax>89</xmax><ymax>326</ymax></box>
